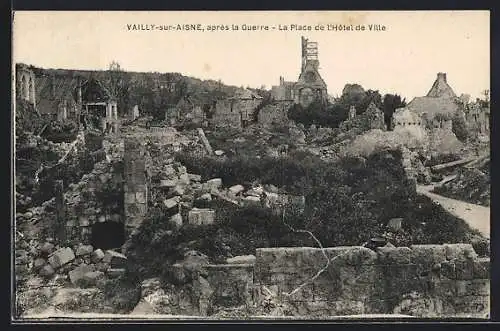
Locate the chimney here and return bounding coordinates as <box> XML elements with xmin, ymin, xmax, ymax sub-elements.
<box><xmin>437</xmin><ymin>72</ymin><xmax>447</xmax><ymax>83</ymax></box>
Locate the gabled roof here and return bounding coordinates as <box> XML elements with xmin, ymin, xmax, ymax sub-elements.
<box><xmin>426</xmin><ymin>73</ymin><xmax>456</xmax><ymax>98</ymax></box>
<box><xmin>407</xmin><ymin>96</ymin><xmax>460</xmax><ymax>117</ymax></box>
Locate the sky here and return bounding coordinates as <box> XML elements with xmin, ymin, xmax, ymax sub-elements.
<box><xmin>13</xmin><ymin>11</ymin><xmax>490</xmax><ymax>100</ymax></box>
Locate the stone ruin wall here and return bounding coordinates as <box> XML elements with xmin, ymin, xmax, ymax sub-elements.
<box><xmin>198</xmin><ymin>244</ymin><xmax>489</xmax><ymax>318</ymax></box>
<box><xmin>258</xmin><ymin>101</ymin><xmax>293</xmax><ymax>128</ymax></box>
<box><xmin>123</xmin><ymin>137</ymin><xmax>150</xmax><ymax>238</ymax></box>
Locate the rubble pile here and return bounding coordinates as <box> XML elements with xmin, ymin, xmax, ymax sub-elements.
<box><xmin>16</xmin><ymin>241</ymin><xmax>133</xmax><ymax>316</ymax></box>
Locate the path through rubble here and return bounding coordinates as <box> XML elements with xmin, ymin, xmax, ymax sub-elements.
<box><xmin>417</xmin><ymin>178</ymin><xmax>490</xmax><ymax>238</ymax></box>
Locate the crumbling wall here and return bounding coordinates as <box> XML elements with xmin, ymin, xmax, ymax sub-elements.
<box><xmin>204</xmin><ymin>264</ymin><xmax>254</xmax><ymax>312</ymax></box>
<box><xmin>258</xmin><ymin>101</ymin><xmax>292</xmax><ymax>127</ymax></box>
<box><xmin>64</xmin><ymin>160</ymin><xmax>124</xmax><ymax>245</ymax></box>
<box><xmin>124</xmin><ymin>137</ymin><xmax>149</xmax><ymax>238</ymax></box>
<box><xmin>253</xmin><ymin>245</ymin><xmax>489</xmax><ymax>317</ymax></box>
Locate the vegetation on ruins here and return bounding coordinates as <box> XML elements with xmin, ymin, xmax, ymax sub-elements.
<box><xmin>288</xmin><ymin>84</ymin><xmax>405</xmax><ymax>131</ymax></box>
<box><xmin>127</xmin><ymin>148</ymin><xmax>482</xmax><ymax>281</ymax></box>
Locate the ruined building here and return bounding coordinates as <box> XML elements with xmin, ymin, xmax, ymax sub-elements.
<box><xmin>36</xmin><ymin>73</ymin><xmax>82</xmax><ymax>121</ymax></box>
<box><xmin>465</xmin><ymin>99</ymin><xmax>490</xmax><ymax>135</ymax></box>
<box><xmin>210</xmin><ymin>88</ymin><xmax>263</xmax><ymax>128</ymax></box>
<box><xmin>80</xmin><ymin>78</ymin><xmax>119</xmax><ymax>134</ymax></box>
<box><xmin>16</xmin><ymin>64</ymin><xmax>37</xmax><ymax>109</ymax></box>
<box><xmin>271</xmin><ymin>37</ymin><xmax>328</xmax><ymax>108</ymax></box>
<box><xmin>394</xmin><ymin>73</ymin><xmax>463</xmax><ymax>131</ymax></box>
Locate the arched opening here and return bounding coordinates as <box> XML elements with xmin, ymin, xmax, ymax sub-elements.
<box><xmin>20</xmin><ymin>75</ymin><xmax>26</xmax><ymax>100</ymax></box>
<box><xmin>91</xmin><ymin>221</ymin><xmax>125</xmax><ymax>250</ymax></box>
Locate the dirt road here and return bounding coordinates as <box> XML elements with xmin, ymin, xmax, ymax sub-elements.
<box><xmin>417</xmin><ymin>180</ymin><xmax>490</xmax><ymax>238</ymax></box>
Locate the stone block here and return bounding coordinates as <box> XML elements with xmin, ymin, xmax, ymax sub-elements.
<box><xmin>103</xmin><ymin>250</ymin><xmax>128</xmax><ymax>268</ymax></box>
<box><xmin>228</xmin><ymin>184</ymin><xmax>245</xmax><ymax>195</ymax></box>
<box><xmin>240</xmin><ymin>195</ymin><xmax>261</xmax><ymax>207</ymax></box>
<box><xmin>445</xmin><ymin>244</ymin><xmax>478</xmax><ymax>261</ymax></box>
<box><xmin>76</xmin><ymin>245</ymin><xmax>94</xmax><ymax>257</ymax></box>
<box><xmin>205</xmin><ymin>178</ymin><xmax>222</xmax><ymax>190</ymax></box>
<box><xmin>456</xmin><ymin>279</ymin><xmax>490</xmax><ymax>297</ymax></box>
<box><xmin>282</xmin><ymin>284</ymin><xmax>314</xmax><ymax>302</ymax></box>
<box><xmin>40</xmin><ymin>242</ymin><xmax>55</xmax><ymax>256</ymax></box>
<box><xmin>39</xmin><ymin>264</ymin><xmax>55</xmax><ymax>278</ymax></box>
<box><xmin>382</xmin><ymin>264</ymin><xmax>421</xmax><ymax>297</ymax></box>
<box><xmin>164</xmin><ymin>196</ymin><xmax>181</xmax><ymax>210</ymax></box>
<box><xmin>473</xmin><ymin>257</ymin><xmax>490</xmax><ymax>279</ymax></box>
<box><xmin>69</xmin><ymin>264</ymin><xmax>96</xmax><ymax>285</ymax></box>
<box><xmin>325</xmin><ymin>246</ymin><xmax>378</xmax><ymax>266</ymax></box>
<box><xmin>135</xmin><ymin>192</ymin><xmax>146</xmax><ymax>204</ymax></box>
<box><xmin>226</xmin><ymin>255</ymin><xmax>256</xmax><ymax>265</ymax></box>
<box><xmin>33</xmin><ymin>258</ymin><xmax>46</xmax><ymax>272</ymax></box>
<box><xmin>452</xmin><ymin>295</ymin><xmax>490</xmax><ymax>316</ymax></box>
<box><xmin>188</xmin><ymin>174</ymin><xmax>202</xmax><ymax>182</ymax></box>
<box><xmin>455</xmin><ymin>259</ymin><xmax>475</xmax><ymax>280</ymax></box>
<box><xmin>91</xmin><ymin>249</ymin><xmax>105</xmax><ymax>263</ymax></box>
<box><xmin>124</xmin><ymin>192</ymin><xmax>136</xmax><ymax>204</ymax></box>
<box><xmin>82</xmin><ymin>271</ymin><xmax>105</xmax><ymax>286</ymax></box>
<box><xmin>178</xmin><ymin>173</ymin><xmax>190</xmax><ymax>185</ymax></box>
<box><xmin>188</xmin><ymin>208</ymin><xmax>215</xmax><ymax>225</ymax></box>
<box><xmin>410</xmin><ymin>244</ymin><xmax>447</xmax><ymax>267</ymax></box>
<box><xmin>107</xmin><ymin>268</ymin><xmax>126</xmax><ymax>279</ymax></box>
<box><xmin>173</xmin><ymin>185</ymin><xmax>185</xmax><ymax>196</ymax></box>
<box><xmin>436</xmin><ymin>279</ymin><xmax>457</xmax><ymax>297</ymax></box>
<box><xmin>377</xmin><ymin>247</ymin><xmax>412</xmax><ymax>264</ymax></box>
<box><xmin>169</xmin><ymin>213</ymin><xmax>183</xmax><ymax>227</ymax></box>
<box><xmin>198</xmin><ymin>193</ymin><xmax>212</xmax><ymax>202</ymax></box>
<box><xmin>160</xmin><ymin>179</ymin><xmax>177</xmax><ymax>188</ymax></box>
<box><xmin>48</xmin><ymin>247</ymin><xmax>75</xmax><ymax>269</ymax></box>
<box><xmin>440</xmin><ymin>260</ymin><xmax>456</xmax><ymax>279</ymax></box>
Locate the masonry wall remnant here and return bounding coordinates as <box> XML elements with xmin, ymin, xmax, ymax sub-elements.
<box><xmin>252</xmin><ymin>245</ymin><xmax>489</xmax><ymax>317</ymax></box>
<box><xmin>124</xmin><ymin>137</ymin><xmax>149</xmax><ymax>238</ymax></box>
<box><xmin>16</xmin><ymin>64</ymin><xmax>37</xmax><ymax>108</ymax></box>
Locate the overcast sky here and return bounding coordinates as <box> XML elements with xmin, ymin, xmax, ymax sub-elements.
<box><xmin>13</xmin><ymin>11</ymin><xmax>489</xmax><ymax>100</ymax></box>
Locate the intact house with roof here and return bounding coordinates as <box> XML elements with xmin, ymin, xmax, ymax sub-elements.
<box><xmin>393</xmin><ymin>72</ymin><xmax>464</xmax><ymax>131</ymax></box>
<box><xmin>271</xmin><ymin>37</ymin><xmax>328</xmax><ymax>108</ymax></box>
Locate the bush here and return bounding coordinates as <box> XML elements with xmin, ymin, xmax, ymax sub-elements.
<box><xmin>42</xmin><ymin>120</ymin><xmax>79</xmax><ymax>143</ymax></box>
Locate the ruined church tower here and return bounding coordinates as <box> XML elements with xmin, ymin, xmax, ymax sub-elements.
<box><xmin>294</xmin><ymin>37</ymin><xmax>328</xmax><ymax>108</ymax></box>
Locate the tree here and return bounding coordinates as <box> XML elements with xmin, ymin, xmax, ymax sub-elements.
<box><xmin>107</xmin><ymin>61</ymin><xmax>131</xmax><ymax>116</ymax></box>
<box><xmin>358</xmin><ymin>90</ymin><xmax>383</xmax><ymax>114</ymax></box>
<box><xmin>382</xmin><ymin>94</ymin><xmax>406</xmax><ymax>130</ymax></box>
<box><xmin>452</xmin><ymin>109</ymin><xmax>469</xmax><ymax>142</ymax></box>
